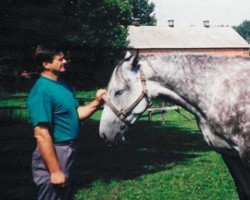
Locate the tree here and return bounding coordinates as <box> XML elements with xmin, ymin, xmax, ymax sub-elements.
<box><xmin>60</xmin><ymin>0</ymin><xmax>133</xmax><ymax>87</ymax></box>
<box><xmin>0</xmin><ymin>0</ymin><xmax>133</xmax><ymax>89</ymax></box>
<box><xmin>234</xmin><ymin>20</ymin><xmax>250</xmax><ymax>43</ymax></box>
<box><xmin>128</xmin><ymin>0</ymin><xmax>156</xmax><ymax>25</ymax></box>
<box><xmin>0</xmin><ymin>0</ymin><xmax>156</xmax><ymax>90</ymax></box>
<box><xmin>62</xmin><ymin>0</ymin><xmax>132</xmax><ymax>60</ymax></box>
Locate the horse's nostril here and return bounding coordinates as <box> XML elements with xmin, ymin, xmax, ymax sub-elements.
<box><xmin>102</xmin><ymin>133</ymin><xmax>107</xmax><ymax>140</ymax></box>
<box><xmin>115</xmin><ymin>132</ymin><xmax>126</xmax><ymax>146</ymax></box>
<box><xmin>120</xmin><ymin>125</ymin><xmax>126</xmax><ymax>131</ymax></box>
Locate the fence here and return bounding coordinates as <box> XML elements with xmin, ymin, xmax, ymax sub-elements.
<box><xmin>147</xmin><ymin>105</ymin><xmax>180</xmax><ymax>124</ymax></box>
<box><xmin>0</xmin><ymin>96</ymin><xmax>191</xmax><ymax>123</ymax></box>
<box><xmin>0</xmin><ymin>106</ymin><xmax>190</xmax><ymax>125</ymax></box>
<box><xmin>0</xmin><ymin>96</ymin><xmax>93</xmax><ymax>121</ymax></box>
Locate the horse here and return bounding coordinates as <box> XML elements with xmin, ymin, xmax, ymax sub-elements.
<box><xmin>99</xmin><ymin>51</ymin><xmax>250</xmax><ymax>200</ymax></box>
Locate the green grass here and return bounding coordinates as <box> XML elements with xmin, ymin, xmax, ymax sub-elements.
<box><xmin>76</xmin><ymin>90</ymin><xmax>97</xmax><ymax>99</ymax></box>
<box><xmin>74</xmin><ymin>109</ymin><xmax>238</xmax><ymax>200</ymax></box>
<box><xmin>0</xmin><ymin>95</ymin><xmax>238</xmax><ymax>200</ymax></box>
<box><xmin>0</xmin><ymin>91</ymin><xmax>97</xmax><ymax>122</ymax></box>
<box><xmin>75</xmin><ymin>152</ymin><xmax>236</xmax><ymax>200</ymax></box>
<box><xmin>0</xmin><ymin>97</ymin><xmax>28</xmax><ymax>122</ymax></box>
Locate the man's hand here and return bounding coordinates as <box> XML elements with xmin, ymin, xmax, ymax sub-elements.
<box><xmin>77</xmin><ymin>89</ymin><xmax>107</xmax><ymax>120</ymax></box>
<box><xmin>51</xmin><ymin>170</ymin><xmax>67</xmax><ymax>186</ymax></box>
<box><xmin>95</xmin><ymin>89</ymin><xmax>107</xmax><ymax>102</ymax></box>
<box><xmin>34</xmin><ymin>125</ymin><xmax>66</xmax><ymax>186</ymax></box>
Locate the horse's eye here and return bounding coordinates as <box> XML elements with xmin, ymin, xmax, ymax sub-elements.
<box><xmin>115</xmin><ymin>89</ymin><xmax>124</xmax><ymax>96</ymax></box>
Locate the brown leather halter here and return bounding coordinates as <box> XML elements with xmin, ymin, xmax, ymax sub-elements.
<box><xmin>102</xmin><ymin>69</ymin><xmax>151</xmax><ymax>126</ymax></box>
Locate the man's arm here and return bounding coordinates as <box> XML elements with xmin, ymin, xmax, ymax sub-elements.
<box><xmin>34</xmin><ymin>124</ymin><xmax>66</xmax><ymax>186</ymax></box>
<box><xmin>77</xmin><ymin>89</ymin><xmax>106</xmax><ymax>121</ymax></box>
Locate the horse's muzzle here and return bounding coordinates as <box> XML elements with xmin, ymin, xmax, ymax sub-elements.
<box><xmin>100</xmin><ymin>131</ymin><xmax>126</xmax><ymax>146</ymax></box>
<box><xmin>114</xmin><ymin>132</ymin><xmax>125</xmax><ymax>146</ymax></box>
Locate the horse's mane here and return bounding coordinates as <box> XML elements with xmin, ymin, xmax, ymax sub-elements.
<box><xmin>140</xmin><ymin>53</ymin><xmax>231</xmax><ymax>62</ymax></box>
<box><xmin>108</xmin><ymin>52</ymin><xmax>250</xmax><ymax>89</ymax></box>
<box><xmin>139</xmin><ymin>53</ymin><xmax>250</xmax><ymax>74</ymax></box>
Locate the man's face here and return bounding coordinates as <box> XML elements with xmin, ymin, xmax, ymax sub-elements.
<box><xmin>43</xmin><ymin>52</ymin><xmax>67</xmax><ymax>74</ymax></box>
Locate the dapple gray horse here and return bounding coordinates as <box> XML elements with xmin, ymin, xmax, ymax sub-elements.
<box><xmin>99</xmin><ymin>51</ymin><xmax>250</xmax><ymax>199</ymax></box>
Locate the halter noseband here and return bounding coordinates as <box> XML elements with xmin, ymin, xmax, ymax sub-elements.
<box><xmin>102</xmin><ymin>69</ymin><xmax>151</xmax><ymax>126</ymax></box>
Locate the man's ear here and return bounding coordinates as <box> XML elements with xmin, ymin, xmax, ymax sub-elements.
<box><xmin>42</xmin><ymin>62</ymin><xmax>50</xmax><ymax>70</ymax></box>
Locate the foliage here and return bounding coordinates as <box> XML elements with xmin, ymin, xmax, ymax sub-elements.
<box><xmin>129</xmin><ymin>0</ymin><xmax>156</xmax><ymax>25</ymax></box>
<box><xmin>234</xmin><ymin>20</ymin><xmax>250</xmax><ymax>43</ymax></box>
<box><xmin>0</xmin><ymin>0</ymin><xmax>156</xmax><ymax>91</ymax></box>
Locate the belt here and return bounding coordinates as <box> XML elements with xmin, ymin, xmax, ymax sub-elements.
<box><xmin>53</xmin><ymin>140</ymin><xmax>76</xmax><ymax>146</ymax></box>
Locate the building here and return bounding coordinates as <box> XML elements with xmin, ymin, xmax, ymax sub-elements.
<box><xmin>127</xmin><ymin>23</ymin><xmax>250</xmax><ymax>57</ymax></box>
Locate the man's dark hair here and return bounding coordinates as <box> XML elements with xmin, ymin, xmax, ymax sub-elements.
<box><xmin>34</xmin><ymin>44</ymin><xmax>63</xmax><ymax>71</ymax></box>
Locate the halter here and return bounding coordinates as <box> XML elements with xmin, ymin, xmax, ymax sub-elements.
<box><xmin>102</xmin><ymin>69</ymin><xmax>151</xmax><ymax>126</ymax></box>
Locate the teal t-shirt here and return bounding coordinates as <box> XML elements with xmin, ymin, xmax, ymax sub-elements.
<box><xmin>27</xmin><ymin>76</ymin><xmax>80</xmax><ymax>142</ymax></box>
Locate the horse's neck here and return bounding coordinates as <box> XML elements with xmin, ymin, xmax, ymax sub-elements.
<box><xmin>143</xmin><ymin>55</ymin><xmax>230</xmax><ymax>118</ymax></box>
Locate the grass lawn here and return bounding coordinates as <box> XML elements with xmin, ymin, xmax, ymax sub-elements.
<box><xmin>0</xmin><ymin>91</ymin><xmax>97</xmax><ymax>122</ymax></box>
<box><xmin>0</xmin><ymin>95</ymin><xmax>238</xmax><ymax>200</ymax></box>
<box><xmin>74</xmin><ymin>110</ymin><xmax>238</xmax><ymax>200</ymax></box>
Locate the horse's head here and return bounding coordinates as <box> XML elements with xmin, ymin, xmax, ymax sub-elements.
<box><xmin>99</xmin><ymin>51</ymin><xmax>150</xmax><ymax>145</ymax></box>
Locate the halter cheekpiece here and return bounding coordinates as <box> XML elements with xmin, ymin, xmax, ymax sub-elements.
<box><xmin>102</xmin><ymin>69</ymin><xmax>151</xmax><ymax>126</ymax></box>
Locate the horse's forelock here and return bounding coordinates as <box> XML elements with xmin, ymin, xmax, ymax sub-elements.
<box><xmin>108</xmin><ymin>64</ymin><xmax>127</xmax><ymax>89</ymax></box>
<box><xmin>111</xmin><ymin>57</ymin><xmax>136</xmax><ymax>90</ymax></box>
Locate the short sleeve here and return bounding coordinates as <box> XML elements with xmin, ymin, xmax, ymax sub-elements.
<box><xmin>27</xmin><ymin>89</ymin><xmax>53</xmax><ymax>127</ymax></box>
<box><xmin>75</xmin><ymin>97</ymin><xmax>80</xmax><ymax>108</ymax></box>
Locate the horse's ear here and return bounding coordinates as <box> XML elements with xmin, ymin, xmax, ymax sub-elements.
<box><xmin>124</xmin><ymin>51</ymin><xmax>133</xmax><ymax>61</ymax></box>
<box><xmin>129</xmin><ymin>49</ymin><xmax>138</xmax><ymax>57</ymax></box>
<box><xmin>123</xmin><ymin>50</ymin><xmax>140</xmax><ymax>72</ymax></box>
<box><xmin>131</xmin><ymin>50</ymin><xmax>140</xmax><ymax>70</ymax></box>
<box><xmin>123</xmin><ymin>50</ymin><xmax>138</xmax><ymax>61</ymax></box>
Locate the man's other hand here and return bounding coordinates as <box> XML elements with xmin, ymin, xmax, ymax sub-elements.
<box><xmin>50</xmin><ymin>170</ymin><xmax>67</xmax><ymax>186</ymax></box>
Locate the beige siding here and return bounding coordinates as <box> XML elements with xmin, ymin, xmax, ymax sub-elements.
<box><xmin>135</xmin><ymin>48</ymin><xmax>250</xmax><ymax>57</ymax></box>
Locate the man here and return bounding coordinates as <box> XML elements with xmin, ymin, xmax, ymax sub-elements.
<box><xmin>27</xmin><ymin>44</ymin><xmax>106</xmax><ymax>200</ymax></box>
